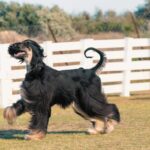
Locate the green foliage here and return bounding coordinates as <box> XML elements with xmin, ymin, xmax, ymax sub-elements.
<box><xmin>134</xmin><ymin>0</ymin><xmax>150</xmax><ymax>36</ymax></box>
<box><xmin>40</xmin><ymin>5</ymin><xmax>76</xmax><ymax>40</ymax></box>
<box><xmin>96</xmin><ymin>22</ymin><xmax>123</xmax><ymax>32</ymax></box>
<box><xmin>72</xmin><ymin>10</ymin><xmax>134</xmax><ymax>34</ymax></box>
<box><xmin>0</xmin><ymin>2</ymin><xmax>42</xmax><ymax>36</ymax></box>
<box><xmin>16</xmin><ymin>4</ymin><xmax>42</xmax><ymax>36</ymax></box>
<box><xmin>0</xmin><ymin>2</ymin><xmax>75</xmax><ymax>39</ymax></box>
<box><xmin>135</xmin><ymin>0</ymin><xmax>150</xmax><ymax>19</ymax></box>
<box><xmin>0</xmin><ymin>1</ymin><xmax>149</xmax><ymax>39</ymax></box>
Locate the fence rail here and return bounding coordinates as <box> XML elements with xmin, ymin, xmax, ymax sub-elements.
<box><xmin>0</xmin><ymin>38</ymin><xmax>150</xmax><ymax>107</ymax></box>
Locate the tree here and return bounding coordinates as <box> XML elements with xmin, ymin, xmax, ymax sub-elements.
<box><xmin>16</xmin><ymin>4</ymin><xmax>42</xmax><ymax>36</ymax></box>
<box><xmin>105</xmin><ymin>10</ymin><xmax>117</xmax><ymax>20</ymax></box>
<box><xmin>135</xmin><ymin>0</ymin><xmax>150</xmax><ymax>19</ymax></box>
<box><xmin>39</xmin><ymin>5</ymin><xmax>75</xmax><ymax>40</ymax></box>
<box><xmin>94</xmin><ymin>9</ymin><xmax>103</xmax><ymax>21</ymax></box>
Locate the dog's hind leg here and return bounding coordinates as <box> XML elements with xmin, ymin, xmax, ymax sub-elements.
<box><xmin>73</xmin><ymin>102</ymin><xmax>105</xmax><ymax>134</ymax></box>
<box><xmin>3</xmin><ymin>99</ymin><xmax>26</xmax><ymax>124</ymax></box>
<box><xmin>99</xmin><ymin>104</ymin><xmax>120</xmax><ymax>134</ymax></box>
<box><xmin>72</xmin><ymin>102</ymin><xmax>89</xmax><ymax>120</ymax></box>
<box><xmin>73</xmin><ymin>93</ymin><xmax>120</xmax><ymax>134</ymax></box>
<box><xmin>102</xmin><ymin>118</ymin><xmax>118</xmax><ymax>134</ymax></box>
<box><xmin>86</xmin><ymin>119</ymin><xmax>106</xmax><ymax>135</ymax></box>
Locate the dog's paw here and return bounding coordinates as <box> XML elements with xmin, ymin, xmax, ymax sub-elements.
<box><xmin>3</xmin><ymin>106</ymin><xmax>16</xmax><ymax>125</ymax></box>
<box><xmin>103</xmin><ymin>119</ymin><xmax>118</xmax><ymax>134</ymax></box>
<box><xmin>24</xmin><ymin>132</ymin><xmax>46</xmax><ymax>140</ymax></box>
<box><xmin>87</xmin><ymin>128</ymin><xmax>98</xmax><ymax>135</ymax></box>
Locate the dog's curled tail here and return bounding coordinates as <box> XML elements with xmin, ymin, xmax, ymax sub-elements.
<box><xmin>84</xmin><ymin>47</ymin><xmax>107</xmax><ymax>72</ymax></box>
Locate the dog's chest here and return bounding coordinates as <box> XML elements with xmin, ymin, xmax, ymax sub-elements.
<box><xmin>20</xmin><ymin>79</ymin><xmax>46</xmax><ymax>100</ymax></box>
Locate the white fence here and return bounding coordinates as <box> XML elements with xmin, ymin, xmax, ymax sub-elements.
<box><xmin>0</xmin><ymin>38</ymin><xmax>150</xmax><ymax>108</ymax></box>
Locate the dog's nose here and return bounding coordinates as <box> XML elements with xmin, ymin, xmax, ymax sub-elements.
<box><xmin>8</xmin><ymin>44</ymin><xmax>13</xmax><ymax>51</ymax></box>
<box><xmin>8</xmin><ymin>46</ymin><xmax>13</xmax><ymax>55</ymax></box>
<box><xmin>8</xmin><ymin>44</ymin><xmax>13</xmax><ymax>49</ymax></box>
<box><xmin>8</xmin><ymin>44</ymin><xmax>18</xmax><ymax>55</ymax></box>
<box><xmin>9</xmin><ymin>43</ymin><xmax>19</xmax><ymax>51</ymax></box>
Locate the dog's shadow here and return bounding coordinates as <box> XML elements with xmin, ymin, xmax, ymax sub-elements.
<box><xmin>0</xmin><ymin>130</ymin><xmax>86</xmax><ymax>140</ymax></box>
<box><xmin>0</xmin><ymin>130</ymin><xmax>27</xmax><ymax>140</ymax></box>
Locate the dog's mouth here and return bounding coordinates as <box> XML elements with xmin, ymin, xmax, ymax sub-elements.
<box><xmin>8</xmin><ymin>43</ymin><xmax>28</xmax><ymax>60</ymax></box>
<box><xmin>14</xmin><ymin>50</ymin><xmax>26</xmax><ymax>58</ymax></box>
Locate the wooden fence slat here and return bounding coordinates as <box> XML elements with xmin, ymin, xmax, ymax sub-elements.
<box><xmin>100</xmin><ymin>73</ymin><xmax>123</xmax><ymax>82</ymax></box>
<box><xmin>131</xmin><ymin>71</ymin><xmax>150</xmax><ymax>80</ymax></box>
<box><xmin>130</xmin><ymin>82</ymin><xmax>150</xmax><ymax>91</ymax></box>
<box><xmin>46</xmin><ymin>41</ymin><xmax>81</xmax><ymax>51</ymax></box>
<box><xmin>131</xmin><ymin>61</ymin><xmax>150</xmax><ymax>70</ymax></box>
<box><xmin>92</xmin><ymin>39</ymin><xmax>125</xmax><ymax>48</ymax></box>
<box><xmin>103</xmin><ymin>84</ymin><xmax>122</xmax><ymax>94</ymax></box>
<box><xmin>103</xmin><ymin>62</ymin><xmax>125</xmax><ymax>71</ymax></box>
<box><xmin>131</xmin><ymin>38</ymin><xmax>150</xmax><ymax>47</ymax></box>
<box><xmin>132</xmin><ymin>49</ymin><xmax>150</xmax><ymax>58</ymax></box>
<box><xmin>51</xmin><ymin>53</ymin><xmax>81</xmax><ymax>63</ymax></box>
<box><xmin>93</xmin><ymin>51</ymin><xmax>124</xmax><ymax>60</ymax></box>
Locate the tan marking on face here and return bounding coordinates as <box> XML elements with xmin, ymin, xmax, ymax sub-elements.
<box><xmin>24</xmin><ymin>47</ymin><xmax>33</xmax><ymax>64</ymax></box>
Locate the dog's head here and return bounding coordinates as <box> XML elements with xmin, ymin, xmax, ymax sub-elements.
<box><xmin>8</xmin><ymin>39</ymin><xmax>44</xmax><ymax>63</ymax></box>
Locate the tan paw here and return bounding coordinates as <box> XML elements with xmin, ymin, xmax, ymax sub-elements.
<box><xmin>104</xmin><ymin>120</ymin><xmax>118</xmax><ymax>134</ymax></box>
<box><xmin>24</xmin><ymin>131</ymin><xmax>46</xmax><ymax>140</ymax></box>
<box><xmin>87</xmin><ymin>128</ymin><xmax>98</xmax><ymax>135</ymax></box>
<box><xmin>3</xmin><ymin>106</ymin><xmax>16</xmax><ymax>125</ymax></box>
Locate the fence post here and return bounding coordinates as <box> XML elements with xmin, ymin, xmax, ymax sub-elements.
<box><xmin>0</xmin><ymin>44</ymin><xmax>12</xmax><ymax>107</ymax></box>
<box><xmin>42</xmin><ymin>41</ymin><xmax>53</xmax><ymax>67</ymax></box>
<box><xmin>80</xmin><ymin>39</ymin><xmax>94</xmax><ymax>69</ymax></box>
<box><xmin>121</xmin><ymin>38</ymin><xmax>133</xmax><ymax>96</ymax></box>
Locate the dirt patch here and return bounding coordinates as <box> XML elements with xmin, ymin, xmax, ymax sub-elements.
<box><xmin>0</xmin><ymin>30</ymin><xmax>138</xmax><ymax>43</ymax></box>
<box><xmin>0</xmin><ymin>31</ymin><xmax>27</xmax><ymax>43</ymax></box>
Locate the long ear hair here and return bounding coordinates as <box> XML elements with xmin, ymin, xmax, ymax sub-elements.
<box><xmin>23</xmin><ymin>39</ymin><xmax>45</xmax><ymax>58</ymax></box>
<box><xmin>22</xmin><ymin>39</ymin><xmax>45</xmax><ymax>75</ymax></box>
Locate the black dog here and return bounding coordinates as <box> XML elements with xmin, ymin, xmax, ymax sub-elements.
<box><xmin>4</xmin><ymin>39</ymin><xmax>120</xmax><ymax>140</ymax></box>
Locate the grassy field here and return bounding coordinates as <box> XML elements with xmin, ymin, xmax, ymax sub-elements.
<box><xmin>0</xmin><ymin>92</ymin><xmax>150</xmax><ymax>150</ymax></box>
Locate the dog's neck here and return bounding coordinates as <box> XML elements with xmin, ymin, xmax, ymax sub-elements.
<box><xmin>25</xmin><ymin>58</ymin><xmax>32</xmax><ymax>73</ymax></box>
<box><xmin>25</xmin><ymin>56</ymin><xmax>45</xmax><ymax>74</ymax></box>
<box><xmin>25</xmin><ymin>62</ymin><xmax>32</xmax><ymax>73</ymax></box>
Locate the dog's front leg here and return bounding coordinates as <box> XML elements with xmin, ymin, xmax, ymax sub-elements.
<box><xmin>3</xmin><ymin>99</ymin><xmax>26</xmax><ymax>125</ymax></box>
<box><xmin>25</xmin><ymin>108</ymin><xmax>51</xmax><ymax>140</ymax></box>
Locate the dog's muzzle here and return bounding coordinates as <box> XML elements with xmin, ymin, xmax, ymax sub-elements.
<box><xmin>8</xmin><ymin>43</ymin><xmax>26</xmax><ymax>59</ymax></box>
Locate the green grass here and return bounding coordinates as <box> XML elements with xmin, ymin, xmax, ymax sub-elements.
<box><xmin>0</xmin><ymin>92</ymin><xmax>150</xmax><ymax>150</ymax></box>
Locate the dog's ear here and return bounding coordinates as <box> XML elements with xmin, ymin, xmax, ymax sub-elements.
<box><xmin>23</xmin><ymin>39</ymin><xmax>44</xmax><ymax>57</ymax></box>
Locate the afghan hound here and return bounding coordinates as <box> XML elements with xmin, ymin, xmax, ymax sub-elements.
<box><xmin>4</xmin><ymin>39</ymin><xmax>120</xmax><ymax>140</ymax></box>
